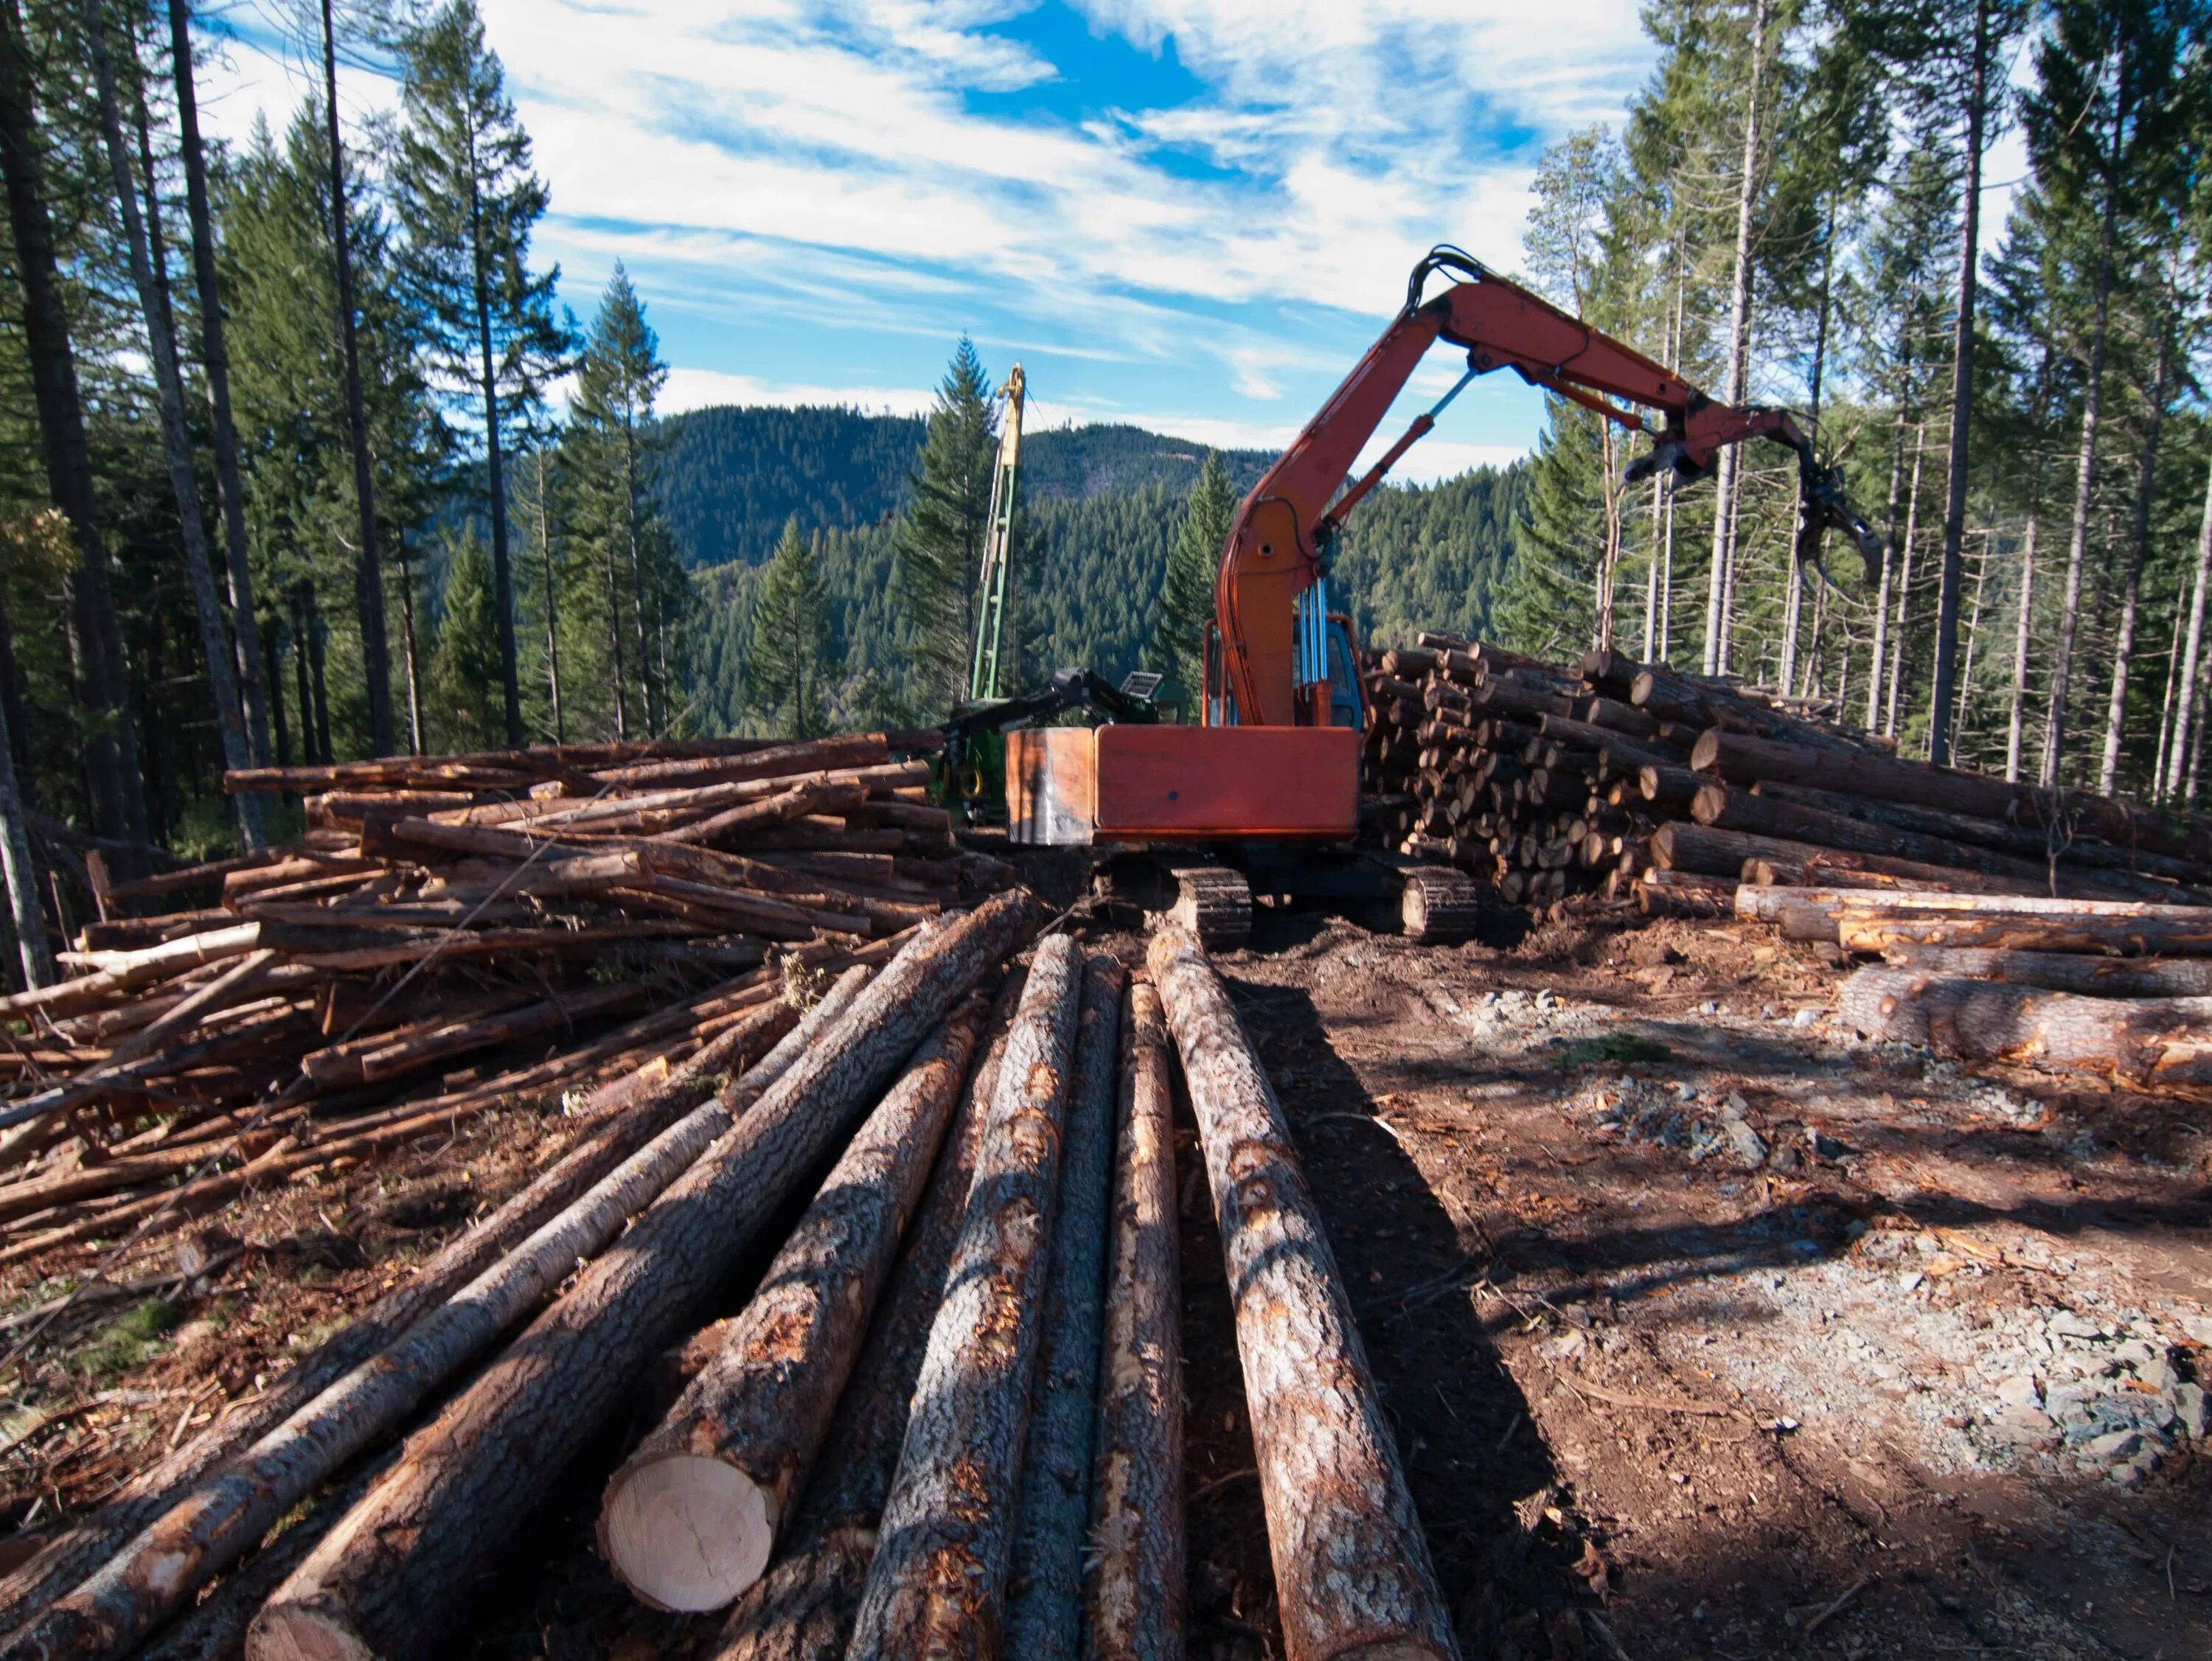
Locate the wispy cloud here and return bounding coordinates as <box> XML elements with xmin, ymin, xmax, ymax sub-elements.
<box><xmin>192</xmin><ymin>0</ymin><xmax>1656</xmax><ymax>470</ymax></box>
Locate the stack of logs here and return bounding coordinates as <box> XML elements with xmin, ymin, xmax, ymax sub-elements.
<box><xmin>0</xmin><ymin>731</ymin><xmax>1018</xmax><ymax>1264</ymax></box>
<box><xmin>1</xmin><ymin>908</ymin><xmax>1457</xmax><ymax>1661</ymax></box>
<box><xmin>1361</xmin><ymin>633</ymin><xmax>2212</xmax><ymax>920</ymax></box>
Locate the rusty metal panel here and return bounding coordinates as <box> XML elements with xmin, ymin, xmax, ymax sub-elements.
<box><xmin>1007</xmin><ymin>728</ymin><xmax>1097</xmax><ymax>846</ymax></box>
<box><xmin>1093</xmin><ymin>725</ymin><xmax>1357</xmax><ymax>839</ymax></box>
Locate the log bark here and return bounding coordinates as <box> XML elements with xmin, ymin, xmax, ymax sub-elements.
<box><xmin>1635</xmin><ymin>871</ymin><xmax>1736</xmax><ymax>918</ymax></box>
<box><xmin>1878</xmin><ymin>947</ymin><xmax>2212</xmax><ymax>997</ymax></box>
<box><xmin>7</xmin><ymin>1065</ymin><xmax>762</xmax><ymax>1659</ymax></box>
<box><xmin>845</xmin><ymin>934</ymin><xmax>1086</xmax><ymax>1660</ymax></box>
<box><xmin>248</xmin><ymin>894</ymin><xmax>1034</xmax><ymax>1661</ymax></box>
<box><xmin>1694</xmin><ymin>783</ymin><xmax>2182</xmax><ymax>903</ymax></box>
<box><xmin>1144</xmin><ymin>925</ymin><xmax>1455</xmax><ymax>1661</ymax></box>
<box><xmin>664</xmin><ymin>780</ymin><xmax>869</xmax><ymax>846</ymax></box>
<box><xmin>597</xmin><ymin>995</ymin><xmax>991</xmax><ymax>1612</ymax></box>
<box><xmin>1836</xmin><ymin>967</ymin><xmax>2212</xmax><ymax>1086</ymax></box>
<box><xmin>1004</xmin><ymin>955</ymin><xmax>1126</xmax><ymax>1661</ymax></box>
<box><xmin>0</xmin><ymin>1005</ymin><xmax>807</xmax><ymax>1618</ymax></box>
<box><xmin>1691</xmin><ymin>727</ymin><xmax>2208</xmax><ymax>866</ymax></box>
<box><xmin>1838</xmin><ymin>912</ymin><xmax>2212</xmax><ymax>958</ymax></box>
<box><xmin>709</xmin><ymin>974</ymin><xmax>1027</xmax><ymax>1661</ymax></box>
<box><xmin>1651</xmin><ymin>821</ymin><xmax>2036</xmax><ymax>895</ymax></box>
<box><xmin>1083</xmin><ymin>975</ymin><xmax>1184</xmax><ymax>1661</ymax></box>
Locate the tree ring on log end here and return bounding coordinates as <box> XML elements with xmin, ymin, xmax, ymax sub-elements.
<box><xmin>245</xmin><ymin>1606</ymin><xmax>378</xmax><ymax>1661</ymax></box>
<box><xmin>600</xmin><ymin>1454</ymin><xmax>771</xmax><ymax>1611</ymax></box>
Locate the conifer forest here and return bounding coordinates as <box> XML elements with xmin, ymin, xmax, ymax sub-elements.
<box><xmin>0</xmin><ymin>0</ymin><xmax>2205</xmax><ymax>901</ymax></box>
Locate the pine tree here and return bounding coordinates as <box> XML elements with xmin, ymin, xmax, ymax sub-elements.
<box><xmin>894</xmin><ymin>338</ymin><xmax>995</xmax><ymax>716</ymax></box>
<box><xmin>393</xmin><ymin>0</ymin><xmax>566</xmax><ymax>747</ymax></box>
<box><xmin>425</xmin><ymin>525</ymin><xmax>506</xmax><ymax>751</ymax></box>
<box><xmin>566</xmin><ymin>264</ymin><xmax>686</xmax><ymax>738</ymax></box>
<box><xmin>745</xmin><ymin>518</ymin><xmax>830</xmax><ymax>739</ymax></box>
<box><xmin>1148</xmin><ymin>449</ymin><xmax>1231</xmax><ymax>713</ymax></box>
<box><xmin>1497</xmin><ymin>405</ymin><xmax>1607</xmax><ymax>658</ymax></box>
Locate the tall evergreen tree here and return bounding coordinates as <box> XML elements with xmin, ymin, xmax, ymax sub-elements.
<box><xmin>745</xmin><ymin>518</ymin><xmax>830</xmax><ymax>739</ymax></box>
<box><xmin>425</xmin><ymin>525</ymin><xmax>505</xmax><ymax>751</ymax></box>
<box><xmin>894</xmin><ymin>338</ymin><xmax>996</xmax><ymax>716</ymax></box>
<box><xmin>1148</xmin><ymin>449</ymin><xmax>1231</xmax><ymax>712</ymax></box>
<box><xmin>566</xmin><ymin>264</ymin><xmax>685</xmax><ymax>738</ymax></box>
<box><xmin>394</xmin><ymin>0</ymin><xmax>565</xmax><ymax>747</ymax></box>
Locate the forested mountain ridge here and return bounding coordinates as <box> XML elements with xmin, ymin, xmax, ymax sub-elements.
<box><xmin>675</xmin><ymin>403</ymin><xmax>1528</xmax><ymax>731</ymax></box>
<box><xmin>654</xmin><ymin>404</ymin><xmax>1277</xmax><ymax>570</ymax></box>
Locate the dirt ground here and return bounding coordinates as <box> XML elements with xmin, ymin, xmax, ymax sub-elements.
<box><xmin>3</xmin><ymin>893</ymin><xmax>2208</xmax><ymax>1660</ymax></box>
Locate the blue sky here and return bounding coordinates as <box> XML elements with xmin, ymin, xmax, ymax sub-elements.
<box><xmin>201</xmin><ymin>1</ymin><xmax>1669</xmax><ymax>479</ymax></box>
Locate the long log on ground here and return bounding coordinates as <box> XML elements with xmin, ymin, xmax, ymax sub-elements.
<box><xmin>1690</xmin><ymin>728</ymin><xmax>2209</xmax><ymax>866</ymax></box>
<box><xmin>1635</xmin><ymin>869</ymin><xmax>1736</xmax><ymax>918</ymax></box>
<box><xmin>664</xmin><ymin>779</ymin><xmax>870</xmax><ymax>846</ymax></box>
<box><xmin>597</xmin><ymin>994</ymin><xmax>991</xmax><ymax>1611</ymax></box>
<box><xmin>1084</xmin><ymin>975</ymin><xmax>1185</xmax><ymax>1661</ymax></box>
<box><xmin>1003</xmin><ymin>954</ymin><xmax>1126</xmax><ymax>1661</ymax></box>
<box><xmin>1145</xmin><ymin>924</ymin><xmax>1456</xmax><ymax>1661</ymax></box>
<box><xmin>1694</xmin><ymin>782</ymin><xmax>2191</xmax><ymax>904</ymax></box>
<box><xmin>0</xmin><ymin>923</ymin><xmax>265</xmax><ymax>1020</ymax></box>
<box><xmin>1879</xmin><ymin>947</ymin><xmax>2212</xmax><ymax>997</ymax></box>
<box><xmin>709</xmin><ymin>975</ymin><xmax>1027</xmax><ymax>1661</ymax></box>
<box><xmin>1736</xmin><ymin>885</ymin><xmax>2211</xmax><ymax>920</ymax></box>
<box><xmin>1836</xmin><ymin>967</ymin><xmax>2212</xmax><ymax>1086</ymax></box>
<box><xmin>1750</xmin><ymin>780</ymin><xmax>2211</xmax><ymax>889</ymax></box>
<box><xmin>0</xmin><ymin>997</ymin><xmax>807</xmax><ymax>1633</ymax></box>
<box><xmin>248</xmin><ymin>893</ymin><xmax>1035</xmax><ymax>1661</ymax></box>
<box><xmin>1839</xmin><ymin>911</ymin><xmax>2212</xmax><ymax>957</ymax></box>
<box><xmin>1652</xmin><ymin>820</ymin><xmax>2038</xmax><ymax>894</ymax></box>
<box><xmin>4</xmin><ymin>1045</ymin><xmax>783</xmax><ymax>1660</ymax></box>
<box><xmin>588</xmin><ymin>733</ymin><xmax>889</xmax><ymax>789</ymax></box>
<box><xmin>844</xmin><ymin>934</ymin><xmax>1086</xmax><ymax>1660</ymax></box>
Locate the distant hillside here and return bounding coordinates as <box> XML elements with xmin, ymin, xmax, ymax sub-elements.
<box><xmin>673</xmin><ymin>399</ymin><xmax>1531</xmax><ymax>731</ymax></box>
<box><xmin>653</xmin><ymin>404</ymin><xmax>1275</xmax><ymax>570</ymax></box>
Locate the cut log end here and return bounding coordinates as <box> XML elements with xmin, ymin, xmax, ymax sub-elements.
<box><xmin>244</xmin><ymin>1604</ymin><xmax>378</xmax><ymax>1661</ymax></box>
<box><xmin>600</xmin><ymin>1453</ymin><xmax>774</xmax><ymax>1612</ymax></box>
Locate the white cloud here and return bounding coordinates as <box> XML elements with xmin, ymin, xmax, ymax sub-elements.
<box><xmin>657</xmin><ymin>366</ymin><xmax>938</xmax><ymax>417</ymax></box>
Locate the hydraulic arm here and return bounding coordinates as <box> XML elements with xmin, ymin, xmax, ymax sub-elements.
<box><xmin>1211</xmin><ymin>246</ymin><xmax>1882</xmax><ymax>729</ymax></box>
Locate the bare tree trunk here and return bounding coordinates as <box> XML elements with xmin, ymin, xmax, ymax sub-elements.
<box><xmin>1596</xmin><ymin>422</ymin><xmax>1620</xmax><ymax>651</ymax></box>
<box><xmin>2167</xmin><ymin>463</ymin><xmax>2212</xmax><ymax>798</ymax></box>
<box><xmin>1783</xmin><ymin>189</ymin><xmax>1839</xmax><ymax>697</ymax></box>
<box><xmin>1704</xmin><ymin>0</ymin><xmax>1769</xmax><ymax>678</ymax></box>
<box><xmin>1953</xmin><ymin>530</ymin><xmax>1987</xmax><ymax>749</ymax></box>
<box><xmin>84</xmin><ymin>0</ymin><xmax>265</xmax><ymax>850</ymax></box>
<box><xmin>2006</xmin><ymin>516</ymin><xmax>2037</xmax><ymax>782</ymax></box>
<box><xmin>168</xmin><ymin>0</ymin><xmax>268</xmax><ymax>770</ymax></box>
<box><xmin>1927</xmin><ymin>0</ymin><xmax>1990</xmax><ymax>766</ymax></box>
<box><xmin>2044</xmin><ymin>63</ymin><xmax>2126</xmax><ymax>789</ymax></box>
<box><xmin>2098</xmin><ymin>302</ymin><xmax>2171</xmax><ymax>796</ymax></box>
<box><xmin>465</xmin><ymin>144</ymin><xmax>524</xmax><ymax>748</ymax></box>
<box><xmin>1885</xmin><ymin>426</ymin><xmax>1926</xmax><ymax>739</ymax></box>
<box><xmin>2152</xmin><ymin>593</ymin><xmax>2184</xmax><ymax>804</ymax></box>
<box><xmin>535</xmin><ymin>450</ymin><xmax>564</xmax><ymax>742</ymax></box>
<box><xmin>0</xmin><ymin>683</ymin><xmax>49</xmax><ymax>989</ymax></box>
<box><xmin>1642</xmin><ymin>474</ymin><xmax>1662</xmax><ymax>661</ymax></box>
<box><xmin>395</xmin><ymin>535</ymin><xmax>424</xmax><ymax>756</ymax></box>
<box><xmin>1867</xmin><ymin>391</ymin><xmax>1910</xmax><ymax>730</ymax></box>
<box><xmin>321</xmin><ymin>0</ymin><xmax>392</xmax><ymax>756</ymax></box>
<box><xmin>606</xmin><ymin>542</ymin><xmax>630</xmax><ymax>741</ymax></box>
<box><xmin>0</xmin><ymin>0</ymin><xmax>144</xmax><ymax>849</ymax></box>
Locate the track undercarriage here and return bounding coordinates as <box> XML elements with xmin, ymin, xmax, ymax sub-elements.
<box><xmin>1095</xmin><ymin>845</ymin><xmax>1483</xmax><ymax>951</ymax></box>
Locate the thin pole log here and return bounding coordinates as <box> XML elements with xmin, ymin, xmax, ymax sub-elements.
<box><xmin>1145</xmin><ymin>924</ymin><xmax>1455</xmax><ymax>1661</ymax></box>
<box><xmin>1083</xmin><ymin>975</ymin><xmax>1184</xmax><ymax>1661</ymax></box>
<box><xmin>709</xmin><ymin>975</ymin><xmax>1027</xmax><ymax>1661</ymax></box>
<box><xmin>248</xmin><ymin>894</ymin><xmax>1034</xmax><ymax>1661</ymax></box>
<box><xmin>5</xmin><ymin>1075</ymin><xmax>771</xmax><ymax>1660</ymax></box>
<box><xmin>1004</xmin><ymin>955</ymin><xmax>1126</xmax><ymax>1660</ymax></box>
<box><xmin>1837</xmin><ymin>967</ymin><xmax>2212</xmax><ymax>1087</ymax></box>
<box><xmin>845</xmin><ymin>934</ymin><xmax>1086</xmax><ymax>1660</ymax></box>
<box><xmin>0</xmin><ymin>996</ymin><xmax>804</xmax><ymax>1632</ymax></box>
<box><xmin>597</xmin><ymin>995</ymin><xmax>992</xmax><ymax>1612</ymax></box>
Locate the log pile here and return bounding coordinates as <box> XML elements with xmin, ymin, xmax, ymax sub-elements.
<box><xmin>0</xmin><ymin>733</ymin><xmax>1015</xmax><ymax>1262</ymax></box>
<box><xmin>1358</xmin><ymin>634</ymin><xmax>2212</xmax><ymax>918</ymax></box>
<box><xmin>2</xmin><ymin>894</ymin><xmax>1455</xmax><ymax>1660</ymax></box>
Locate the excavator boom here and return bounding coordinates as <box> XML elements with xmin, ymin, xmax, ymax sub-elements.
<box><xmin>1211</xmin><ymin>246</ymin><xmax>1880</xmax><ymax>729</ymax></box>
